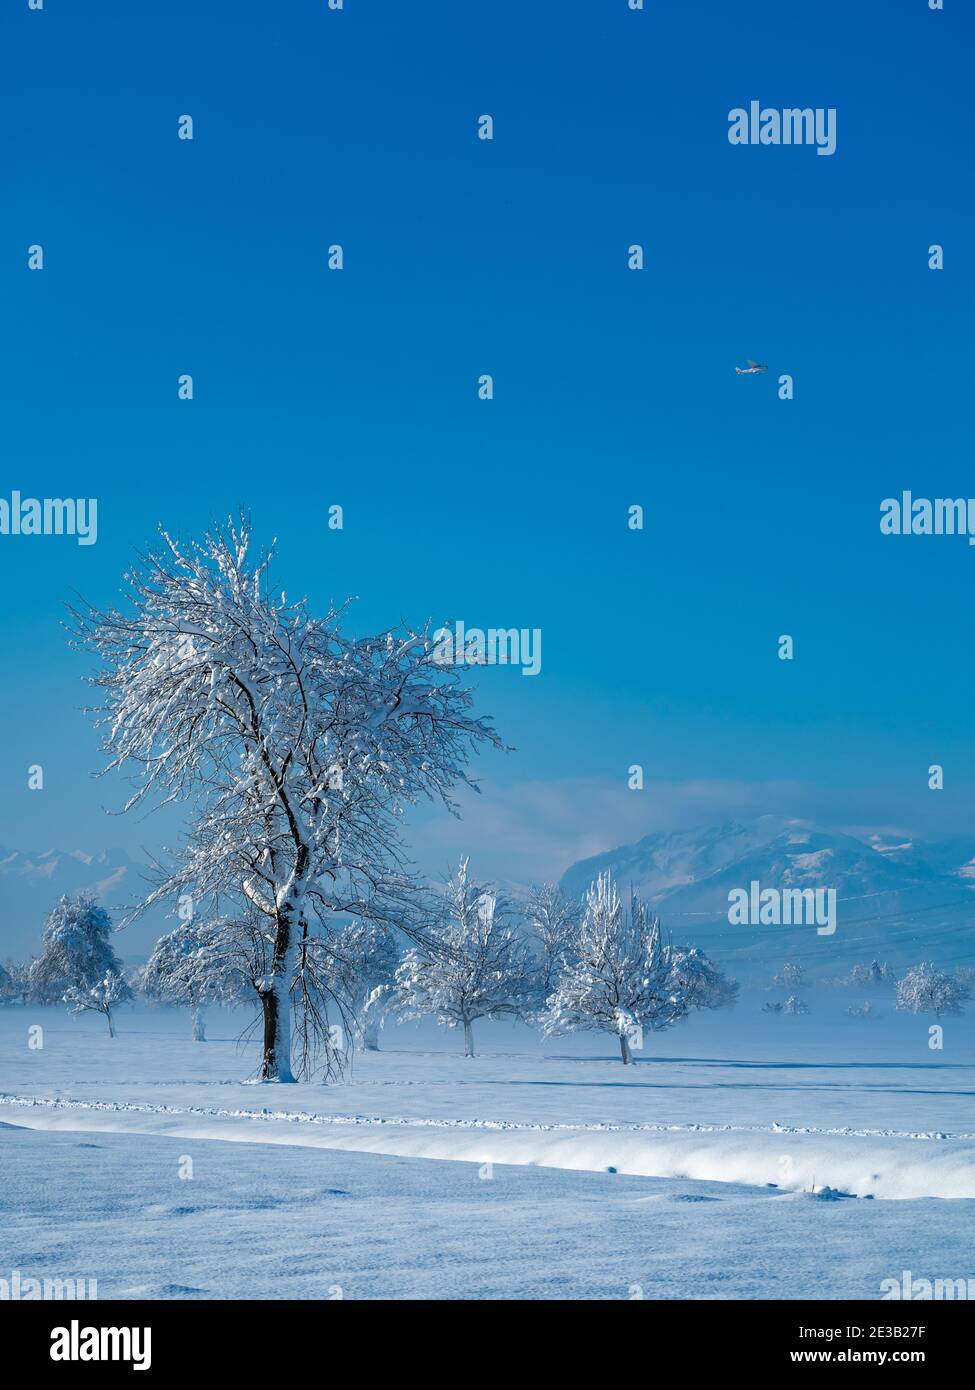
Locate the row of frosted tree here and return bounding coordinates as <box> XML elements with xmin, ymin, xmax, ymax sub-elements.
<box><xmin>4</xmin><ymin>869</ymin><xmax>966</xmax><ymax>1067</ymax></box>
<box><xmin>759</xmin><ymin>958</ymin><xmax>972</xmax><ymax>1019</ymax></box>
<box><xmin>0</xmin><ymin>867</ymin><xmax>739</xmax><ymax>1065</ymax></box>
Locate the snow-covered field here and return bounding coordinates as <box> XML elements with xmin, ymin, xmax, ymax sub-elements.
<box><xmin>3</xmin><ymin>999</ymin><xmax>974</xmax><ymax>1299</ymax></box>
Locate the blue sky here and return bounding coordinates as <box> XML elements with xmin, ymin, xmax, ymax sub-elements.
<box><xmin>1</xmin><ymin>0</ymin><xmax>973</xmax><ymax>883</ymax></box>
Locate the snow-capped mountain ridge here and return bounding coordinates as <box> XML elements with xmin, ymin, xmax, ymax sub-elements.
<box><xmin>560</xmin><ymin>819</ymin><xmax>975</xmax><ymax>975</ymax></box>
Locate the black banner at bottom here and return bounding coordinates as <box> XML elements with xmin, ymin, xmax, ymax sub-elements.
<box><xmin>2</xmin><ymin>1298</ymin><xmax>969</xmax><ymax>1374</ymax></box>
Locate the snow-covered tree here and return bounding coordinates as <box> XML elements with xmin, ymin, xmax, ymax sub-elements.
<box><xmin>765</xmin><ymin>995</ymin><xmax>809</xmax><ymax>1016</ymax></box>
<box><xmin>29</xmin><ymin>896</ymin><xmax>126</xmax><ymax>1004</ymax></box>
<box><xmin>542</xmin><ymin>873</ymin><xmax>737</xmax><ymax>1063</ymax></box>
<box><xmin>125</xmin><ymin>961</ymin><xmax>149</xmax><ymax>997</ymax></box>
<box><xmin>1</xmin><ymin>959</ymin><xmax>33</xmax><ymax>1006</ymax></box>
<box><xmin>524</xmin><ymin>881</ymin><xmax>578</xmax><ymax>997</ymax></box>
<box><xmin>847</xmin><ymin>1001</ymin><xmax>876</xmax><ymax>1019</ymax></box>
<box><xmin>395</xmin><ymin>860</ymin><xmax>535</xmax><ymax>1057</ymax></box>
<box><xmin>772</xmin><ymin>961</ymin><xmax>805</xmax><ymax>989</ymax></box>
<box><xmin>0</xmin><ymin>959</ymin><xmax>12</xmax><ymax>1004</ymax></box>
<box><xmin>670</xmin><ymin>943</ymin><xmax>740</xmax><ymax>1012</ymax></box>
<box><xmin>896</xmin><ymin>962</ymin><xmax>970</xmax><ymax>1019</ymax></box>
<box><xmin>73</xmin><ymin>519</ymin><xmax>501</xmax><ymax>1082</ymax></box>
<box><xmin>844</xmin><ymin>960</ymin><xmax>895</xmax><ymax>988</ymax></box>
<box><xmin>143</xmin><ymin>919</ymin><xmax>249</xmax><ymax>1040</ymax></box>
<box><xmin>63</xmin><ymin>970</ymin><xmax>131</xmax><ymax>1037</ymax></box>
<box><xmin>782</xmin><ymin>995</ymin><xmax>810</xmax><ymax>1016</ymax></box>
<box><xmin>329</xmin><ymin>920</ymin><xmax>401</xmax><ymax>1051</ymax></box>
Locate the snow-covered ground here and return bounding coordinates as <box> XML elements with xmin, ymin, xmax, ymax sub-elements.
<box><xmin>6</xmin><ymin>1123</ymin><xmax>975</xmax><ymax>1301</ymax></box>
<box><xmin>3</xmin><ymin>998</ymin><xmax>974</xmax><ymax>1298</ymax></box>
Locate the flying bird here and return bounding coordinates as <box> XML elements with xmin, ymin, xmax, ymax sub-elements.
<box><xmin>735</xmin><ymin>359</ymin><xmax>768</xmax><ymax>375</ymax></box>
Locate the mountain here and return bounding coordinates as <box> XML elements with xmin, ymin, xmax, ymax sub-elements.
<box><xmin>865</xmin><ymin>832</ymin><xmax>975</xmax><ymax>880</ymax></box>
<box><xmin>560</xmin><ymin>819</ymin><xmax>975</xmax><ymax>978</ymax></box>
<box><xmin>560</xmin><ymin>814</ymin><xmax>804</xmax><ymax>902</ymax></box>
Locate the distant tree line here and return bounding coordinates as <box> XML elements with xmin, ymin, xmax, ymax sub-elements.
<box><xmin>4</xmin><ymin>882</ymin><xmax>971</xmax><ymax>1061</ymax></box>
<box><xmin>760</xmin><ymin>956</ymin><xmax>971</xmax><ymax>1020</ymax></box>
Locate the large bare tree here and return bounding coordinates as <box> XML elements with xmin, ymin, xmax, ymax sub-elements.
<box><xmin>73</xmin><ymin>518</ymin><xmax>502</xmax><ymax>1081</ymax></box>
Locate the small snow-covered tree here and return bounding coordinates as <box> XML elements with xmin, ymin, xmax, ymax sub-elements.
<box><xmin>329</xmin><ymin>920</ymin><xmax>401</xmax><ymax>1052</ymax></box>
<box><xmin>524</xmin><ymin>882</ymin><xmax>579</xmax><ymax>998</ymax></box>
<box><xmin>896</xmin><ymin>962</ymin><xmax>970</xmax><ymax>1019</ymax></box>
<box><xmin>845</xmin><ymin>960</ymin><xmax>895</xmax><ymax>988</ymax></box>
<box><xmin>73</xmin><ymin>519</ymin><xmax>501</xmax><ymax>1082</ymax></box>
<box><xmin>1</xmin><ymin>959</ymin><xmax>33</xmax><ymax>1006</ymax></box>
<box><xmin>773</xmin><ymin>961</ymin><xmax>805</xmax><ymax>989</ymax></box>
<box><xmin>765</xmin><ymin>995</ymin><xmax>808</xmax><ymax>1016</ymax></box>
<box><xmin>670</xmin><ymin>943</ymin><xmax>740</xmax><ymax>1013</ymax></box>
<box><xmin>64</xmin><ymin>970</ymin><xmax>131</xmax><ymax>1037</ymax></box>
<box><xmin>543</xmin><ymin>873</ymin><xmax>737</xmax><ymax>1063</ymax></box>
<box><xmin>125</xmin><ymin>961</ymin><xmax>148</xmax><ymax>997</ymax></box>
<box><xmin>395</xmin><ymin>860</ymin><xmax>535</xmax><ymax>1057</ymax></box>
<box><xmin>30</xmin><ymin>896</ymin><xmax>126</xmax><ymax>1004</ymax></box>
<box><xmin>143</xmin><ymin>919</ymin><xmax>249</xmax><ymax>1040</ymax></box>
<box><xmin>782</xmin><ymin>995</ymin><xmax>810</xmax><ymax>1016</ymax></box>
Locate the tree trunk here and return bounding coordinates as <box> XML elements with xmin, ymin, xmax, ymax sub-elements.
<box><xmin>260</xmin><ymin>982</ymin><xmax>295</xmax><ymax>1082</ymax></box>
<box><xmin>463</xmin><ymin>1019</ymin><xmax>474</xmax><ymax>1057</ymax></box>
<box><xmin>362</xmin><ymin>1015</ymin><xmax>381</xmax><ymax>1052</ymax></box>
<box><xmin>619</xmin><ymin>1031</ymin><xmax>631</xmax><ymax>1064</ymax></box>
<box><xmin>192</xmin><ymin>1006</ymin><xmax>206</xmax><ymax>1042</ymax></box>
<box><xmin>106</xmin><ymin>1010</ymin><xmax>116</xmax><ymax>1039</ymax></box>
<box><xmin>261</xmin><ymin>900</ymin><xmax>298</xmax><ymax>1082</ymax></box>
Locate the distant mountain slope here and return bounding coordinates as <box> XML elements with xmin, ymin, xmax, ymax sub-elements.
<box><xmin>560</xmin><ymin>819</ymin><xmax>975</xmax><ymax>977</ymax></box>
<box><xmin>560</xmin><ymin>815</ymin><xmax>805</xmax><ymax>903</ymax></box>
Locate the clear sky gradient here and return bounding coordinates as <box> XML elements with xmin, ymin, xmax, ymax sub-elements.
<box><xmin>1</xmin><ymin>0</ymin><xmax>972</xmax><ymax>881</ymax></box>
